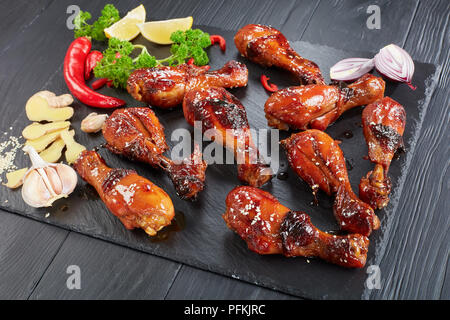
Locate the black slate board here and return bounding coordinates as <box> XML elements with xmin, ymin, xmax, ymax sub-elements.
<box><xmin>0</xmin><ymin>26</ymin><xmax>438</xmax><ymax>299</ymax></box>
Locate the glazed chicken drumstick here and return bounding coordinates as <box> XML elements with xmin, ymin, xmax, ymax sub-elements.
<box><xmin>281</xmin><ymin>130</ymin><xmax>380</xmax><ymax>236</ymax></box>
<box><xmin>234</xmin><ymin>24</ymin><xmax>325</xmax><ymax>85</ymax></box>
<box><xmin>223</xmin><ymin>186</ymin><xmax>369</xmax><ymax>268</ymax></box>
<box><xmin>359</xmin><ymin>97</ymin><xmax>406</xmax><ymax>209</ymax></box>
<box><xmin>74</xmin><ymin>150</ymin><xmax>175</xmax><ymax>236</ymax></box>
<box><xmin>265</xmin><ymin>74</ymin><xmax>385</xmax><ymax>131</ymax></box>
<box><xmin>103</xmin><ymin>107</ymin><xmax>207</xmax><ymax>200</ymax></box>
<box><xmin>183</xmin><ymin>86</ymin><xmax>273</xmax><ymax>187</ymax></box>
<box><xmin>127</xmin><ymin>60</ymin><xmax>248</xmax><ymax>108</ymax></box>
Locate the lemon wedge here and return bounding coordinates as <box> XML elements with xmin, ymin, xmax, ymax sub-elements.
<box><xmin>104</xmin><ymin>4</ymin><xmax>146</xmax><ymax>41</ymax></box>
<box><xmin>138</xmin><ymin>16</ymin><xmax>193</xmax><ymax>45</ymax></box>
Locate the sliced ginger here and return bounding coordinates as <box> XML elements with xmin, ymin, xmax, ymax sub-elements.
<box><xmin>25</xmin><ymin>128</ymin><xmax>69</xmax><ymax>152</ymax></box>
<box><xmin>39</xmin><ymin>131</ymin><xmax>75</xmax><ymax>163</ymax></box>
<box><xmin>21</xmin><ymin>90</ymin><xmax>83</xmax><ymax>165</ymax></box>
<box><xmin>3</xmin><ymin>168</ymin><xmax>28</xmax><ymax>188</ymax></box>
<box><xmin>39</xmin><ymin>138</ymin><xmax>65</xmax><ymax>163</ymax></box>
<box><xmin>22</xmin><ymin>121</ymin><xmax>70</xmax><ymax>140</ymax></box>
<box><xmin>33</xmin><ymin>91</ymin><xmax>73</xmax><ymax>108</ymax></box>
<box><xmin>60</xmin><ymin>130</ymin><xmax>86</xmax><ymax>164</ymax></box>
<box><xmin>26</xmin><ymin>95</ymin><xmax>74</xmax><ymax>122</ymax></box>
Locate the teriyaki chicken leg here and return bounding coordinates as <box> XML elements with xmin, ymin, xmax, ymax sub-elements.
<box><xmin>183</xmin><ymin>86</ymin><xmax>273</xmax><ymax>187</ymax></box>
<box><xmin>359</xmin><ymin>97</ymin><xmax>406</xmax><ymax>209</ymax></box>
<box><xmin>281</xmin><ymin>129</ymin><xmax>380</xmax><ymax>236</ymax></box>
<box><xmin>74</xmin><ymin>150</ymin><xmax>175</xmax><ymax>236</ymax></box>
<box><xmin>127</xmin><ymin>61</ymin><xmax>248</xmax><ymax>108</ymax></box>
<box><xmin>234</xmin><ymin>24</ymin><xmax>325</xmax><ymax>85</ymax></box>
<box><xmin>265</xmin><ymin>74</ymin><xmax>385</xmax><ymax>131</ymax></box>
<box><xmin>223</xmin><ymin>186</ymin><xmax>370</xmax><ymax>268</ymax></box>
<box><xmin>103</xmin><ymin>107</ymin><xmax>207</xmax><ymax>200</ymax></box>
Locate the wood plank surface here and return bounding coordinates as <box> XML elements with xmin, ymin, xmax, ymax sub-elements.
<box><xmin>165</xmin><ymin>265</ymin><xmax>298</xmax><ymax>300</ymax></box>
<box><xmin>0</xmin><ymin>211</ymin><xmax>68</xmax><ymax>299</ymax></box>
<box><xmin>0</xmin><ymin>0</ymin><xmax>53</xmax><ymax>56</ymax></box>
<box><xmin>29</xmin><ymin>232</ymin><xmax>181</xmax><ymax>299</ymax></box>
<box><xmin>301</xmin><ymin>0</ymin><xmax>419</xmax><ymax>49</ymax></box>
<box><xmin>0</xmin><ymin>0</ymin><xmax>448</xmax><ymax>300</ymax></box>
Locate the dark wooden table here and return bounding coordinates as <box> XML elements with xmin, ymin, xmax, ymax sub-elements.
<box><xmin>0</xmin><ymin>0</ymin><xmax>448</xmax><ymax>300</ymax></box>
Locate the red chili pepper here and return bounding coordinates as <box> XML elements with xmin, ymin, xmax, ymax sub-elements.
<box><xmin>260</xmin><ymin>74</ymin><xmax>278</xmax><ymax>92</ymax></box>
<box><xmin>84</xmin><ymin>50</ymin><xmax>103</xmax><ymax>80</ymax></box>
<box><xmin>106</xmin><ymin>80</ymin><xmax>113</xmax><ymax>87</ymax></box>
<box><xmin>210</xmin><ymin>35</ymin><xmax>226</xmax><ymax>52</ymax></box>
<box><xmin>188</xmin><ymin>58</ymin><xmax>211</xmax><ymax>71</ymax></box>
<box><xmin>406</xmin><ymin>82</ymin><xmax>417</xmax><ymax>90</ymax></box>
<box><xmin>63</xmin><ymin>37</ymin><xmax>125</xmax><ymax>108</ymax></box>
<box><xmin>91</xmin><ymin>78</ymin><xmax>108</xmax><ymax>90</ymax></box>
<box><xmin>112</xmin><ymin>51</ymin><xmax>121</xmax><ymax>64</ymax></box>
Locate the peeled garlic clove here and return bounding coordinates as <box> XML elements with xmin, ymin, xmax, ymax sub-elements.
<box><xmin>55</xmin><ymin>163</ymin><xmax>78</xmax><ymax>194</ymax></box>
<box><xmin>43</xmin><ymin>167</ymin><xmax>63</xmax><ymax>195</ymax></box>
<box><xmin>47</xmin><ymin>94</ymin><xmax>73</xmax><ymax>108</ymax></box>
<box><xmin>34</xmin><ymin>91</ymin><xmax>74</xmax><ymax>108</ymax></box>
<box><xmin>81</xmin><ymin>112</ymin><xmax>108</xmax><ymax>133</ymax></box>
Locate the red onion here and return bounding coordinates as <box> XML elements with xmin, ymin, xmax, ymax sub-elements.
<box><xmin>374</xmin><ymin>44</ymin><xmax>415</xmax><ymax>89</ymax></box>
<box><xmin>330</xmin><ymin>58</ymin><xmax>375</xmax><ymax>81</ymax></box>
<box><xmin>329</xmin><ymin>44</ymin><xmax>416</xmax><ymax>89</ymax></box>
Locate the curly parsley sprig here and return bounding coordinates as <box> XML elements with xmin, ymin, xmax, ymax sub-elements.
<box><xmin>74</xmin><ymin>4</ymin><xmax>120</xmax><ymax>41</ymax></box>
<box><xmin>166</xmin><ymin>29</ymin><xmax>212</xmax><ymax>66</ymax></box>
<box><xmin>94</xmin><ymin>29</ymin><xmax>212</xmax><ymax>89</ymax></box>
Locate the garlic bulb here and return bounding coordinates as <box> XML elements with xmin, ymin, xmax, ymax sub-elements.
<box><xmin>22</xmin><ymin>145</ymin><xmax>78</xmax><ymax>208</ymax></box>
<box><xmin>81</xmin><ymin>112</ymin><xmax>108</xmax><ymax>133</ymax></box>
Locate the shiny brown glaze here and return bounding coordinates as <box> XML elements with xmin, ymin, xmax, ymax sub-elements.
<box><xmin>223</xmin><ymin>186</ymin><xmax>369</xmax><ymax>268</ymax></box>
<box><xmin>359</xmin><ymin>97</ymin><xmax>406</xmax><ymax>209</ymax></box>
<box><xmin>127</xmin><ymin>61</ymin><xmax>248</xmax><ymax>108</ymax></box>
<box><xmin>234</xmin><ymin>24</ymin><xmax>324</xmax><ymax>85</ymax></box>
<box><xmin>281</xmin><ymin>129</ymin><xmax>380</xmax><ymax>236</ymax></box>
<box><xmin>103</xmin><ymin>107</ymin><xmax>168</xmax><ymax>167</ymax></box>
<box><xmin>103</xmin><ymin>107</ymin><xmax>207</xmax><ymax>199</ymax></box>
<box><xmin>165</xmin><ymin>144</ymin><xmax>207</xmax><ymax>200</ymax></box>
<box><xmin>265</xmin><ymin>73</ymin><xmax>385</xmax><ymax>131</ymax></box>
<box><xmin>74</xmin><ymin>150</ymin><xmax>175</xmax><ymax>236</ymax></box>
<box><xmin>183</xmin><ymin>87</ymin><xmax>273</xmax><ymax>187</ymax></box>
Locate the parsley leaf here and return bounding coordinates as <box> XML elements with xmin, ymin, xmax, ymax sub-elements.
<box><xmin>73</xmin><ymin>11</ymin><xmax>92</xmax><ymax>38</ymax></box>
<box><xmin>169</xmin><ymin>29</ymin><xmax>211</xmax><ymax>65</ymax></box>
<box><xmin>93</xmin><ymin>38</ymin><xmax>135</xmax><ymax>88</ymax></box>
<box><xmin>73</xmin><ymin>4</ymin><xmax>120</xmax><ymax>41</ymax></box>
